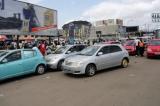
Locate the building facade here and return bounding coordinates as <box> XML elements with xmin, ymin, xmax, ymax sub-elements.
<box><xmin>90</xmin><ymin>19</ymin><xmax>125</xmax><ymax>40</ymax></box>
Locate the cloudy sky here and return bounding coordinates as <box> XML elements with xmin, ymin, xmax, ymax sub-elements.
<box><xmin>20</xmin><ymin>0</ymin><xmax>160</xmax><ymax>30</ymax></box>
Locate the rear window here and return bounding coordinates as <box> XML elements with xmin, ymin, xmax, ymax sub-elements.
<box><xmin>149</xmin><ymin>40</ymin><xmax>160</xmax><ymax>46</ymax></box>
<box><xmin>125</xmin><ymin>40</ymin><xmax>135</xmax><ymax>46</ymax></box>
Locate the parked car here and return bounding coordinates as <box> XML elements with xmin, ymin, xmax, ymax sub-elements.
<box><xmin>146</xmin><ymin>39</ymin><xmax>160</xmax><ymax>58</ymax></box>
<box><xmin>0</xmin><ymin>49</ymin><xmax>46</xmax><ymax>80</ymax></box>
<box><xmin>45</xmin><ymin>44</ymin><xmax>87</xmax><ymax>70</ymax></box>
<box><xmin>103</xmin><ymin>41</ymin><xmax>121</xmax><ymax>44</ymax></box>
<box><xmin>124</xmin><ymin>40</ymin><xmax>136</xmax><ymax>55</ymax></box>
<box><xmin>62</xmin><ymin>44</ymin><xmax>129</xmax><ymax>77</ymax></box>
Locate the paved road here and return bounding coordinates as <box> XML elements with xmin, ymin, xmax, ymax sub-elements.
<box><xmin>0</xmin><ymin>57</ymin><xmax>160</xmax><ymax>106</ymax></box>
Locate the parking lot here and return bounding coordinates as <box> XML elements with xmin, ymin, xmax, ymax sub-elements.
<box><xmin>0</xmin><ymin>56</ymin><xmax>160</xmax><ymax>106</ymax></box>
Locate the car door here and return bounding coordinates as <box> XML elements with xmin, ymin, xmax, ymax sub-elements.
<box><xmin>22</xmin><ymin>50</ymin><xmax>38</xmax><ymax>73</ymax></box>
<box><xmin>0</xmin><ymin>51</ymin><xmax>23</xmax><ymax>79</ymax></box>
<box><xmin>95</xmin><ymin>46</ymin><xmax>112</xmax><ymax>70</ymax></box>
<box><xmin>109</xmin><ymin>45</ymin><xmax>123</xmax><ymax>66</ymax></box>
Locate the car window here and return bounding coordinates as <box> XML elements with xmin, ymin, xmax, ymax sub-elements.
<box><xmin>68</xmin><ymin>46</ymin><xmax>77</xmax><ymax>53</ymax></box>
<box><xmin>77</xmin><ymin>45</ymin><xmax>86</xmax><ymax>51</ymax></box>
<box><xmin>98</xmin><ymin>46</ymin><xmax>110</xmax><ymax>55</ymax></box>
<box><xmin>23</xmin><ymin>50</ymin><xmax>36</xmax><ymax>59</ymax></box>
<box><xmin>109</xmin><ymin>45</ymin><xmax>122</xmax><ymax>53</ymax></box>
<box><xmin>4</xmin><ymin>51</ymin><xmax>21</xmax><ymax>63</ymax></box>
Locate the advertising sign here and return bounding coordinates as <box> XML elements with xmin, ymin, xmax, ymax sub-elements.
<box><xmin>0</xmin><ymin>0</ymin><xmax>57</xmax><ymax>36</ymax></box>
<box><xmin>152</xmin><ymin>13</ymin><xmax>160</xmax><ymax>23</ymax></box>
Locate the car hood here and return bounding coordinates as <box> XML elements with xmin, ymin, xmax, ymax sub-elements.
<box><xmin>65</xmin><ymin>55</ymin><xmax>91</xmax><ymax>63</ymax></box>
<box><xmin>148</xmin><ymin>45</ymin><xmax>160</xmax><ymax>52</ymax></box>
<box><xmin>45</xmin><ymin>54</ymin><xmax>63</xmax><ymax>60</ymax></box>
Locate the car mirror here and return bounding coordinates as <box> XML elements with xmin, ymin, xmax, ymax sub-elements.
<box><xmin>66</xmin><ymin>51</ymin><xmax>71</xmax><ymax>54</ymax></box>
<box><xmin>97</xmin><ymin>52</ymin><xmax>103</xmax><ymax>56</ymax></box>
<box><xmin>2</xmin><ymin>59</ymin><xmax>8</xmax><ymax>63</ymax></box>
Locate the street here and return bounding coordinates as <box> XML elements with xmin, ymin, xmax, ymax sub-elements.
<box><xmin>0</xmin><ymin>57</ymin><xmax>160</xmax><ymax>106</ymax></box>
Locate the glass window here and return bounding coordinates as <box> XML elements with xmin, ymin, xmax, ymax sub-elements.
<box><xmin>79</xmin><ymin>46</ymin><xmax>100</xmax><ymax>56</ymax></box>
<box><xmin>149</xmin><ymin>40</ymin><xmax>160</xmax><ymax>46</ymax></box>
<box><xmin>99</xmin><ymin>46</ymin><xmax>110</xmax><ymax>55</ymax></box>
<box><xmin>110</xmin><ymin>46</ymin><xmax>122</xmax><ymax>53</ymax></box>
<box><xmin>23</xmin><ymin>50</ymin><xmax>35</xmax><ymax>59</ymax></box>
<box><xmin>76</xmin><ymin>45</ymin><xmax>86</xmax><ymax>51</ymax></box>
<box><xmin>4</xmin><ymin>51</ymin><xmax>21</xmax><ymax>62</ymax></box>
<box><xmin>68</xmin><ymin>46</ymin><xmax>77</xmax><ymax>52</ymax></box>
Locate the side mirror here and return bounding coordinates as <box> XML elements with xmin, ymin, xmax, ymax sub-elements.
<box><xmin>66</xmin><ymin>51</ymin><xmax>71</xmax><ymax>54</ymax></box>
<box><xmin>2</xmin><ymin>59</ymin><xmax>8</xmax><ymax>64</ymax></box>
<box><xmin>97</xmin><ymin>52</ymin><xmax>103</xmax><ymax>56</ymax></box>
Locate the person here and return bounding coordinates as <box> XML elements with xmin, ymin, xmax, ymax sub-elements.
<box><xmin>135</xmin><ymin>39</ymin><xmax>140</xmax><ymax>56</ymax></box>
<box><xmin>38</xmin><ymin>41</ymin><xmax>46</xmax><ymax>56</ymax></box>
<box><xmin>138</xmin><ymin>39</ymin><xmax>145</xmax><ymax>57</ymax></box>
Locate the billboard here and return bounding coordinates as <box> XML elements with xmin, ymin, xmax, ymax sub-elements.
<box><xmin>0</xmin><ymin>0</ymin><xmax>57</xmax><ymax>36</ymax></box>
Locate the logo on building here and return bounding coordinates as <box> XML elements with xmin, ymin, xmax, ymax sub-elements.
<box><xmin>152</xmin><ymin>13</ymin><xmax>160</xmax><ymax>23</ymax></box>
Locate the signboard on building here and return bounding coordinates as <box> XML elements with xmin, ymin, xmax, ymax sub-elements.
<box><xmin>0</xmin><ymin>0</ymin><xmax>57</xmax><ymax>36</ymax></box>
<box><xmin>152</xmin><ymin>13</ymin><xmax>160</xmax><ymax>23</ymax></box>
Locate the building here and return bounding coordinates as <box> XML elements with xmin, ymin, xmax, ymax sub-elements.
<box><xmin>90</xmin><ymin>19</ymin><xmax>125</xmax><ymax>40</ymax></box>
<box><xmin>62</xmin><ymin>21</ymin><xmax>92</xmax><ymax>44</ymax></box>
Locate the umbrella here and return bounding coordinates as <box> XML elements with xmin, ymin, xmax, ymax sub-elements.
<box><xmin>0</xmin><ymin>35</ymin><xmax>7</xmax><ymax>41</ymax></box>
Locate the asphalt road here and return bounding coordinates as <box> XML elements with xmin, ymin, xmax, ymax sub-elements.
<box><xmin>0</xmin><ymin>57</ymin><xmax>160</xmax><ymax>106</ymax></box>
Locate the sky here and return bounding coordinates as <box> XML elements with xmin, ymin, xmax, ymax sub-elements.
<box><xmin>20</xmin><ymin>0</ymin><xmax>160</xmax><ymax>30</ymax></box>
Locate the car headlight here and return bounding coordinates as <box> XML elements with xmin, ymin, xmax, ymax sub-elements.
<box><xmin>73</xmin><ymin>62</ymin><xmax>83</xmax><ymax>67</ymax></box>
<box><xmin>147</xmin><ymin>48</ymin><xmax>152</xmax><ymax>52</ymax></box>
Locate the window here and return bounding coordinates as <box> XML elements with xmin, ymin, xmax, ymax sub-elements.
<box><xmin>99</xmin><ymin>46</ymin><xmax>110</xmax><ymax>55</ymax></box>
<box><xmin>110</xmin><ymin>46</ymin><xmax>122</xmax><ymax>53</ymax></box>
<box><xmin>4</xmin><ymin>51</ymin><xmax>21</xmax><ymax>62</ymax></box>
<box><xmin>76</xmin><ymin>45</ymin><xmax>86</xmax><ymax>51</ymax></box>
<box><xmin>23</xmin><ymin>50</ymin><xmax>35</xmax><ymax>59</ymax></box>
<box><xmin>68</xmin><ymin>46</ymin><xmax>77</xmax><ymax>53</ymax></box>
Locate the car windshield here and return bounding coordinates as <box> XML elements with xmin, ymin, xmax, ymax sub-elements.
<box><xmin>149</xmin><ymin>40</ymin><xmax>160</xmax><ymax>46</ymax></box>
<box><xmin>125</xmin><ymin>40</ymin><xmax>135</xmax><ymax>46</ymax></box>
<box><xmin>0</xmin><ymin>51</ymin><xmax>8</xmax><ymax>57</ymax></box>
<box><xmin>79</xmin><ymin>46</ymin><xmax>100</xmax><ymax>56</ymax></box>
<box><xmin>54</xmin><ymin>46</ymin><xmax>69</xmax><ymax>54</ymax></box>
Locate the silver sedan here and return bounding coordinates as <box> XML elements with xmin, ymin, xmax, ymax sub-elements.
<box><xmin>45</xmin><ymin>44</ymin><xmax>86</xmax><ymax>70</ymax></box>
<box><xmin>62</xmin><ymin>44</ymin><xmax>129</xmax><ymax>76</ymax></box>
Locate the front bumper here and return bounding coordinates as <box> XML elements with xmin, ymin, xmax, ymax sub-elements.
<box><xmin>147</xmin><ymin>52</ymin><xmax>160</xmax><ymax>57</ymax></box>
<box><xmin>47</xmin><ymin>62</ymin><xmax>58</xmax><ymax>69</ymax></box>
<box><xmin>62</xmin><ymin>65</ymin><xmax>85</xmax><ymax>75</ymax></box>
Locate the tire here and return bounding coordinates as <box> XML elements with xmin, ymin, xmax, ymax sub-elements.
<box><xmin>121</xmin><ymin>58</ymin><xmax>129</xmax><ymax>68</ymax></box>
<box><xmin>85</xmin><ymin>64</ymin><xmax>96</xmax><ymax>77</ymax></box>
<box><xmin>36</xmin><ymin>65</ymin><xmax>46</xmax><ymax>75</ymax></box>
<box><xmin>57</xmin><ymin>60</ymin><xmax>64</xmax><ymax>71</ymax></box>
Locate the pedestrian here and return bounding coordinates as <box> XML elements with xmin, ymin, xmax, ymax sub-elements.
<box><xmin>135</xmin><ymin>39</ymin><xmax>140</xmax><ymax>56</ymax></box>
<box><xmin>38</xmin><ymin>41</ymin><xmax>46</xmax><ymax>56</ymax></box>
<box><xmin>138</xmin><ymin>39</ymin><xmax>145</xmax><ymax>57</ymax></box>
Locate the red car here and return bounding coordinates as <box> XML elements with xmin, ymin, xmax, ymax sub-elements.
<box><xmin>146</xmin><ymin>39</ymin><xmax>160</xmax><ymax>58</ymax></box>
<box><xmin>124</xmin><ymin>40</ymin><xmax>136</xmax><ymax>55</ymax></box>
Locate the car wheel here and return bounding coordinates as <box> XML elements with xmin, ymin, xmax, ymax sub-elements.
<box><xmin>121</xmin><ymin>58</ymin><xmax>129</xmax><ymax>68</ymax></box>
<box><xmin>57</xmin><ymin>60</ymin><xmax>64</xmax><ymax>71</ymax></box>
<box><xmin>85</xmin><ymin>64</ymin><xmax>96</xmax><ymax>77</ymax></box>
<box><xmin>36</xmin><ymin>65</ymin><xmax>46</xmax><ymax>75</ymax></box>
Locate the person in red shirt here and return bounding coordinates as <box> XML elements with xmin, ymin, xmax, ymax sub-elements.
<box><xmin>38</xmin><ymin>41</ymin><xmax>46</xmax><ymax>56</ymax></box>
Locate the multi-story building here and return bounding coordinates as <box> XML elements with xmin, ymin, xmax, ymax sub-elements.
<box><xmin>89</xmin><ymin>19</ymin><xmax>125</xmax><ymax>40</ymax></box>
<box><xmin>62</xmin><ymin>21</ymin><xmax>92</xmax><ymax>43</ymax></box>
